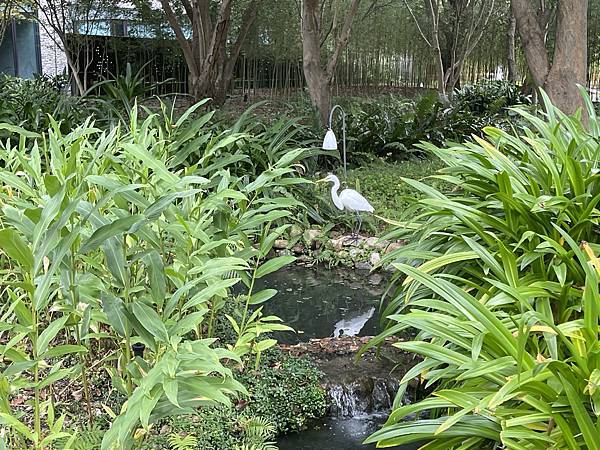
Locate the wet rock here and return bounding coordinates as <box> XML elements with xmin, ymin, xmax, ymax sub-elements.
<box><xmin>297</xmin><ymin>255</ymin><xmax>311</xmax><ymax>263</ymax></box>
<box><xmin>355</xmin><ymin>261</ymin><xmax>372</xmax><ymax>271</ymax></box>
<box><xmin>276</xmin><ymin>249</ymin><xmax>293</xmax><ymax>257</ymax></box>
<box><xmin>306</xmin><ymin>229</ymin><xmax>322</xmax><ymax>249</ymax></box>
<box><xmin>326</xmin><ymin>377</ymin><xmax>400</xmax><ymax>417</ymax></box>
<box><xmin>369</xmin><ymin>252</ymin><xmax>381</xmax><ymax>266</ymax></box>
<box><xmin>290</xmin><ymin>225</ymin><xmax>303</xmax><ymax>238</ymax></box>
<box><xmin>369</xmin><ymin>274</ymin><xmax>383</xmax><ymax>285</ymax></box>
<box><xmin>279</xmin><ymin>337</ymin><xmax>408</xmax><ymax>418</ymax></box>
<box><xmin>331</xmin><ymin>238</ymin><xmax>344</xmax><ymax>251</ymax></box>
<box><xmin>292</xmin><ymin>244</ymin><xmax>304</xmax><ymax>254</ymax></box>
<box><xmin>384</xmin><ymin>264</ymin><xmax>396</xmax><ymax>273</ymax></box>
<box><xmin>376</xmin><ymin>239</ymin><xmax>390</xmax><ymax>250</ymax></box>
<box><xmin>274</xmin><ymin>239</ymin><xmax>288</xmax><ymax>249</ymax></box>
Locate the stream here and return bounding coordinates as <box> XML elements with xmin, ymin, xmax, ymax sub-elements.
<box><xmin>256</xmin><ymin>266</ymin><xmax>418</xmax><ymax>450</ymax></box>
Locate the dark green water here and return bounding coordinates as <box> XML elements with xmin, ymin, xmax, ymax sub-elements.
<box><xmin>258</xmin><ymin>266</ymin><xmax>418</xmax><ymax>450</ymax></box>
<box><xmin>278</xmin><ymin>416</ymin><xmax>421</xmax><ymax>450</ymax></box>
<box><xmin>257</xmin><ymin>265</ymin><xmax>385</xmax><ymax>344</ymax></box>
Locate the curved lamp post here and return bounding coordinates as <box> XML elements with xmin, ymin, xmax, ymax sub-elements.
<box><xmin>322</xmin><ymin>104</ymin><xmax>347</xmax><ymax>178</ymax></box>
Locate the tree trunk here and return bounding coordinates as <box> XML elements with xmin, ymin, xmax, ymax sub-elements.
<box><xmin>300</xmin><ymin>0</ymin><xmax>361</xmax><ymax>125</ymax></box>
<box><xmin>511</xmin><ymin>0</ymin><xmax>587</xmax><ymax>114</ymax></box>
<box><xmin>507</xmin><ymin>14</ymin><xmax>518</xmax><ymax>83</ymax></box>
<box><xmin>544</xmin><ymin>0</ymin><xmax>588</xmax><ymax>114</ymax></box>
<box><xmin>160</xmin><ymin>0</ymin><xmax>258</xmax><ymax>104</ymax></box>
<box><xmin>306</xmin><ymin>69</ymin><xmax>332</xmax><ymax>125</ymax></box>
<box><xmin>301</xmin><ymin>0</ymin><xmax>331</xmax><ymax>124</ymax></box>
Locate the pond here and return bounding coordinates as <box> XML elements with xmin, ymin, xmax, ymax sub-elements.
<box><xmin>256</xmin><ymin>265</ymin><xmax>385</xmax><ymax>344</ymax></box>
<box><xmin>278</xmin><ymin>415</ymin><xmax>421</xmax><ymax>450</ymax></box>
<box><xmin>257</xmin><ymin>265</ymin><xmax>418</xmax><ymax>450</ymax></box>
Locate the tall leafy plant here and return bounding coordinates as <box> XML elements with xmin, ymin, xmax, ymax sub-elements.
<box><xmin>365</xmin><ymin>91</ymin><xmax>600</xmax><ymax>448</ymax></box>
<box><xmin>0</xmin><ymin>101</ymin><xmax>310</xmax><ymax>449</ymax></box>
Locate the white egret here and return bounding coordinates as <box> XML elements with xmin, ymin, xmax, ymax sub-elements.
<box><xmin>317</xmin><ymin>173</ymin><xmax>374</xmax><ymax>235</ymax></box>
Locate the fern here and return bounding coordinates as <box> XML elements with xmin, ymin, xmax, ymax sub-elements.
<box><xmin>54</xmin><ymin>425</ymin><xmax>104</xmax><ymax>450</ymax></box>
<box><xmin>167</xmin><ymin>432</ymin><xmax>198</xmax><ymax>450</ymax></box>
<box><xmin>237</xmin><ymin>416</ymin><xmax>278</xmax><ymax>449</ymax></box>
<box><xmin>233</xmin><ymin>444</ymin><xmax>278</xmax><ymax>450</ymax></box>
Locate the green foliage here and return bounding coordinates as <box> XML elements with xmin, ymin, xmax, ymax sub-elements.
<box><xmin>339</xmin><ymin>82</ymin><xmax>530</xmax><ymax>163</ymax></box>
<box><xmin>0</xmin><ymin>100</ymin><xmax>311</xmax><ymax>449</ymax></box>
<box><xmin>453</xmin><ymin>80</ymin><xmax>530</xmax><ymax>115</ymax></box>
<box><xmin>0</xmin><ymin>74</ymin><xmax>87</xmax><ymax>135</ymax></box>
<box><xmin>346</xmin><ymin>158</ymin><xmax>445</xmax><ymax>223</ymax></box>
<box><xmin>88</xmin><ymin>62</ymin><xmax>173</xmax><ymax>123</ymax></box>
<box><xmin>238</xmin><ymin>350</ymin><xmax>326</xmax><ymax>433</ymax></box>
<box><xmin>365</xmin><ymin>90</ymin><xmax>600</xmax><ymax>448</ymax></box>
<box><xmin>167</xmin><ymin>432</ymin><xmax>198</xmax><ymax>450</ymax></box>
<box><xmin>147</xmin><ymin>351</ymin><xmax>325</xmax><ymax>449</ymax></box>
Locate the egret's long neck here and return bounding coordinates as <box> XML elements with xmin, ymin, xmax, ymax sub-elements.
<box><xmin>330</xmin><ymin>178</ymin><xmax>344</xmax><ymax>210</ymax></box>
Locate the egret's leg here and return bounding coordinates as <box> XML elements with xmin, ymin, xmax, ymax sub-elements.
<box><xmin>356</xmin><ymin>212</ymin><xmax>362</xmax><ymax>235</ymax></box>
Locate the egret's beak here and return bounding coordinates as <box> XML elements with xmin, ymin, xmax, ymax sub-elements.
<box><xmin>316</xmin><ymin>178</ymin><xmax>328</xmax><ymax>184</ymax></box>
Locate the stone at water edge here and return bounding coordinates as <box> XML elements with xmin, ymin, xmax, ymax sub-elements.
<box><xmin>349</xmin><ymin>248</ymin><xmax>364</xmax><ymax>258</ymax></box>
<box><xmin>369</xmin><ymin>252</ymin><xmax>381</xmax><ymax>266</ymax></box>
<box><xmin>276</xmin><ymin>249</ymin><xmax>294</xmax><ymax>257</ymax></box>
<box><xmin>365</xmin><ymin>237</ymin><xmax>379</xmax><ymax>248</ymax></box>
<box><xmin>384</xmin><ymin>264</ymin><xmax>396</xmax><ymax>273</ymax></box>
<box><xmin>292</xmin><ymin>244</ymin><xmax>304</xmax><ymax>254</ymax></box>
<box><xmin>355</xmin><ymin>261</ymin><xmax>372</xmax><ymax>271</ymax></box>
<box><xmin>306</xmin><ymin>229</ymin><xmax>322</xmax><ymax>249</ymax></box>
<box><xmin>274</xmin><ymin>239</ymin><xmax>288</xmax><ymax>250</ymax></box>
<box><xmin>369</xmin><ymin>274</ymin><xmax>383</xmax><ymax>285</ymax></box>
<box><xmin>330</xmin><ymin>238</ymin><xmax>344</xmax><ymax>251</ymax></box>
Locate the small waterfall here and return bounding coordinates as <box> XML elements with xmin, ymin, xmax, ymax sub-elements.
<box><xmin>326</xmin><ymin>377</ymin><xmax>399</xmax><ymax>418</ymax></box>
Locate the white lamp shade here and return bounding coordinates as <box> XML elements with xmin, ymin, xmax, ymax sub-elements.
<box><xmin>322</xmin><ymin>128</ymin><xmax>338</xmax><ymax>150</ymax></box>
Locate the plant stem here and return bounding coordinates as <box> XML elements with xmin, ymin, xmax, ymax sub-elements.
<box><xmin>123</xmin><ymin>235</ymin><xmax>133</xmax><ymax>396</ymax></box>
<box><xmin>31</xmin><ymin>306</ymin><xmax>41</xmax><ymax>449</ymax></box>
<box><xmin>240</xmin><ymin>257</ymin><xmax>260</xmax><ymax>334</ymax></box>
<box><xmin>69</xmin><ymin>254</ymin><xmax>93</xmax><ymax>426</ymax></box>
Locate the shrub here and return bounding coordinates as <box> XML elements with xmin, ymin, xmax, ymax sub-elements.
<box><xmin>365</xmin><ymin>90</ymin><xmax>600</xmax><ymax>448</ymax></box>
<box><xmin>454</xmin><ymin>80</ymin><xmax>530</xmax><ymax>115</ymax></box>
<box><xmin>0</xmin><ymin>74</ymin><xmax>88</xmax><ymax>135</ymax></box>
<box><xmin>147</xmin><ymin>351</ymin><xmax>325</xmax><ymax>449</ymax></box>
<box><xmin>0</xmin><ymin>102</ymin><xmax>312</xmax><ymax>449</ymax></box>
<box><xmin>339</xmin><ymin>82</ymin><xmax>531</xmax><ymax>163</ymax></box>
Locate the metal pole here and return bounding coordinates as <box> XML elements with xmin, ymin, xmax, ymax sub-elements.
<box><xmin>328</xmin><ymin>104</ymin><xmax>347</xmax><ymax>180</ymax></box>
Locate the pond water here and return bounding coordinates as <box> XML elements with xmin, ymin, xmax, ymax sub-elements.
<box><xmin>277</xmin><ymin>415</ymin><xmax>421</xmax><ymax>450</ymax></box>
<box><xmin>259</xmin><ymin>265</ymin><xmax>419</xmax><ymax>450</ymax></box>
<box><xmin>257</xmin><ymin>265</ymin><xmax>385</xmax><ymax>344</ymax></box>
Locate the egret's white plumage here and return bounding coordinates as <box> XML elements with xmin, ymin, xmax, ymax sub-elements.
<box><xmin>319</xmin><ymin>173</ymin><xmax>374</xmax><ymax>235</ymax></box>
<box><xmin>321</xmin><ymin>174</ymin><xmax>374</xmax><ymax>212</ymax></box>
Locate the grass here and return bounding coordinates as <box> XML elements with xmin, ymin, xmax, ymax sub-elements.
<box><xmin>345</xmin><ymin>157</ymin><xmax>445</xmax><ymax>224</ymax></box>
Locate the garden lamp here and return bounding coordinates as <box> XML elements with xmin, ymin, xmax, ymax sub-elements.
<box><xmin>321</xmin><ymin>104</ymin><xmax>347</xmax><ymax>178</ymax></box>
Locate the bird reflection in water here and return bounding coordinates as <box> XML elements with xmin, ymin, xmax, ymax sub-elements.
<box><xmin>333</xmin><ymin>307</ymin><xmax>376</xmax><ymax>338</ymax></box>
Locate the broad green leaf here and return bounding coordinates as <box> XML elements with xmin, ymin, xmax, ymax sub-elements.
<box><xmin>37</xmin><ymin>315</ymin><xmax>70</xmax><ymax>356</ymax></box>
<box><xmin>80</xmin><ymin>215</ymin><xmax>143</xmax><ymax>254</ymax></box>
<box><xmin>131</xmin><ymin>302</ymin><xmax>169</xmax><ymax>343</ymax></box>
<box><xmin>255</xmin><ymin>256</ymin><xmax>296</xmax><ymax>279</ymax></box>
<box><xmin>249</xmin><ymin>289</ymin><xmax>278</xmax><ymax>305</ymax></box>
<box><xmin>101</xmin><ymin>293</ymin><xmax>130</xmax><ymax>337</ymax></box>
<box><xmin>0</xmin><ymin>229</ymin><xmax>33</xmax><ymax>270</ymax></box>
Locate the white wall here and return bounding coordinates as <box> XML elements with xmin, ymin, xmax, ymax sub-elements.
<box><xmin>37</xmin><ymin>6</ymin><xmax>68</xmax><ymax>76</ymax></box>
